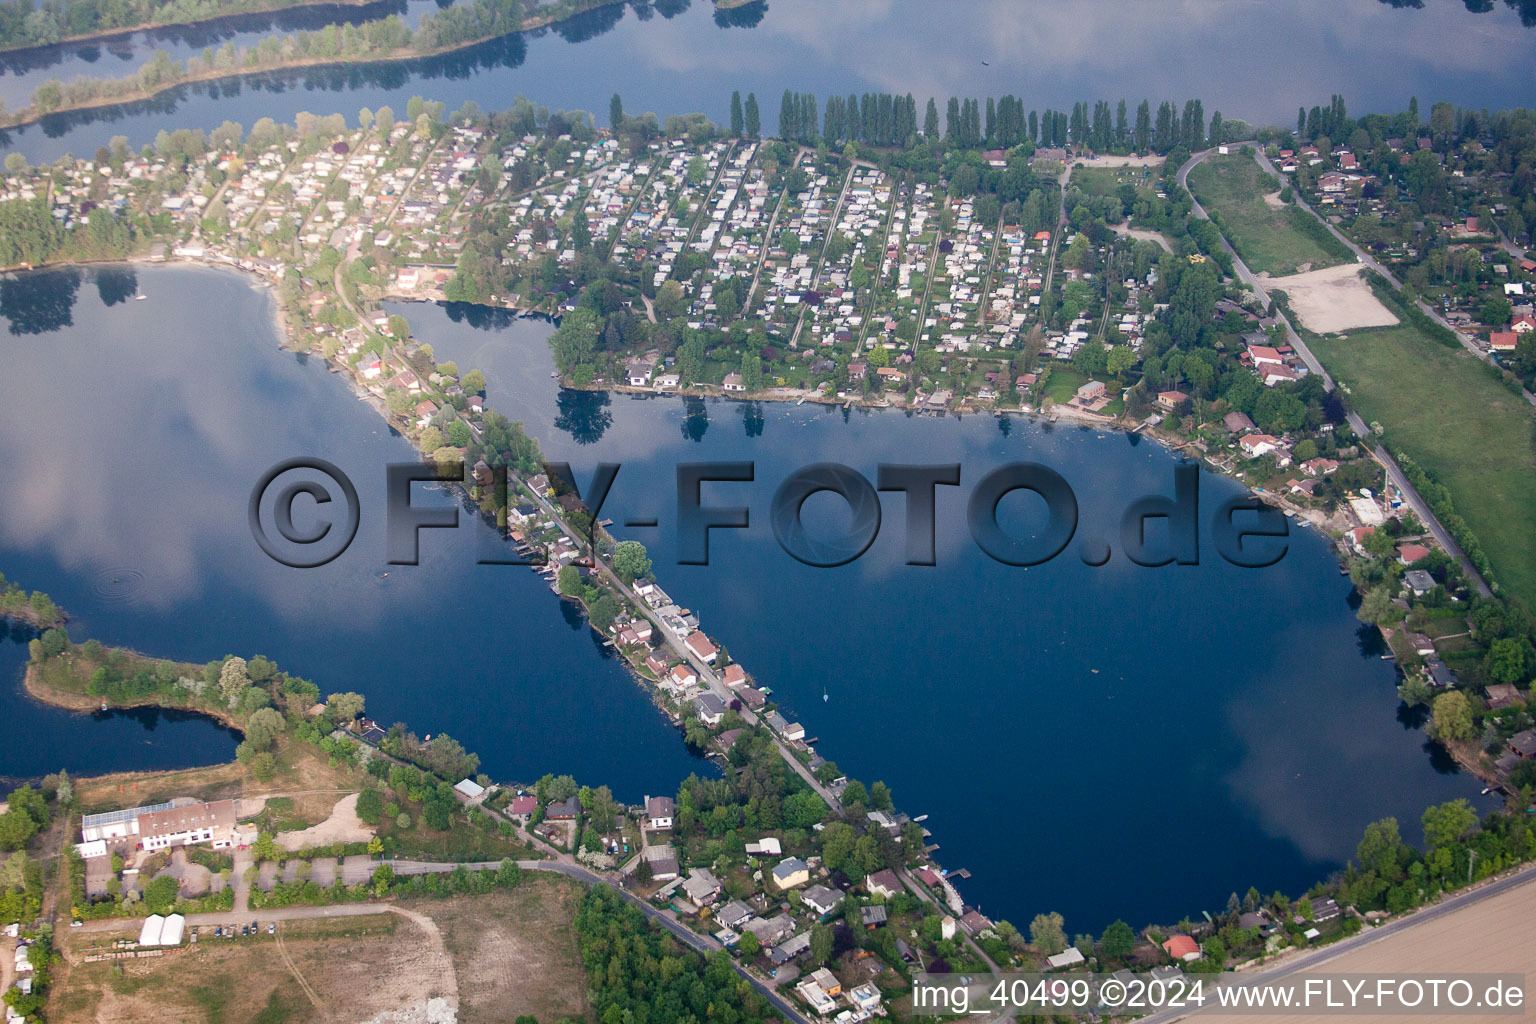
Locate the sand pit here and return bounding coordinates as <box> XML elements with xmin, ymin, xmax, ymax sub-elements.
<box><xmin>277</xmin><ymin>792</ymin><xmax>375</xmax><ymax>850</ymax></box>
<box><xmin>1263</xmin><ymin>264</ymin><xmax>1399</xmax><ymax>334</ymax></box>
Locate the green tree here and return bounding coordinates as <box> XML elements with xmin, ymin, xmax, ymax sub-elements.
<box><xmin>462</xmin><ymin>369</ymin><xmax>487</xmax><ymax>394</ymax></box>
<box><xmin>1030</xmin><ymin>911</ymin><xmax>1067</xmax><ymax>954</ymax></box>
<box><xmin>612</xmin><ymin>540</ymin><xmax>652</xmax><ymax>582</ymax></box>
<box><xmin>143</xmin><ymin>874</ymin><xmax>180</xmax><ymax>914</ymax></box>
<box><xmin>1430</xmin><ymin>691</ymin><xmax>1474</xmax><ymax>742</ymax></box>
<box><xmin>218</xmin><ymin>656</ymin><xmax>250</xmax><ymax>705</ymax></box>
<box><xmin>356</xmin><ymin>787</ymin><xmax>384</xmax><ymax>825</ymax></box>
<box><xmin>1421</xmin><ymin>799</ymin><xmax>1477</xmax><ymax>849</ymax></box>
<box><xmin>737</xmin><ymin>928</ymin><xmax>760</xmax><ymax>958</ymax></box>
<box><xmin>1098</xmin><ymin>919</ymin><xmax>1136</xmax><ymax>960</ymax></box>
<box><xmin>809</xmin><ymin>923</ymin><xmax>834</xmax><ymax>966</ymax></box>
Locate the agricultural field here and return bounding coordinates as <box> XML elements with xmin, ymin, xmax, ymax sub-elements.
<box><xmin>1308</xmin><ymin>325</ymin><xmax>1536</xmax><ymax>605</ymax></box>
<box><xmin>1187</xmin><ymin>154</ymin><xmax>1347</xmax><ymax>276</ymax></box>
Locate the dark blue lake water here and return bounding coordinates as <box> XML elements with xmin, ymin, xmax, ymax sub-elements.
<box><xmin>3</xmin><ymin>0</ymin><xmax>1536</xmax><ymax>163</ymax></box>
<box><xmin>0</xmin><ymin>265</ymin><xmax>707</xmax><ymax>805</ymax></box>
<box><xmin>399</xmin><ymin>297</ymin><xmax>1491</xmax><ymax>933</ymax></box>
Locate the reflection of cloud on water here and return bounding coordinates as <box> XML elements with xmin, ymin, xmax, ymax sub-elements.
<box><xmin>1223</xmin><ymin>628</ymin><xmax>1469</xmax><ymax>861</ymax></box>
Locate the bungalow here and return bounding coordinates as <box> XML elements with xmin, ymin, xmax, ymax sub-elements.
<box><xmin>1508</xmin><ymin>730</ymin><xmax>1536</xmax><ymax>759</ymax></box>
<box><xmin>1397</xmin><ymin>543</ymin><xmax>1431</xmax><ymax>565</ymax></box>
<box><xmin>645</xmin><ymin>795</ymin><xmax>675</xmax><ymax>830</ymax></box>
<box><xmin>1301</xmin><ymin>457</ymin><xmax>1339</xmax><ymax>477</ymax></box>
<box><xmin>642</xmin><ymin>844</ymin><xmax>679</xmax><ymax>881</ymax></box>
<box><xmin>860</xmin><ymin>905</ymin><xmax>888</xmax><ymax>927</ymax></box>
<box><xmin>626</xmin><ymin>362</ymin><xmax>652</xmax><ymax>386</ymax></box>
<box><xmin>722</xmin><ymin>664</ymin><xmax>748</xmax><ymax>688</ymax></box>
<box><xmin>681</xmin><ymin>868</ymin><xmax>721</xmax><ymax>906</ymax></box>
<box><xmin>685</xmin><ymin>632</ymin><xmax>718</xmax><ymax>663</ymax></box>
<box><xmin>717</xmin><ymin>901</ymin><xmax>756</xmax><ymax>930</ymax></box>
<box><xmin>1163</xmin><ymin>935</ymin><xmax>1201</xmax><ymax>962</ymax></box>
<box><xmin>655</xmin><ymin>373</ymin><xmax>681</xmax><ymax>389</ymax></box>
<box><xmin>722</xmin><ymin>373</ymin><xmax>746</xmax><ymax>392</ymax></box>
<box><xmin>1046</xmin><ymin>947</ymin><xmax>1086</xmax><ymax>970</ymax></box>
<box><xmin>865</xmin><ymin>869</ymin><xmax>901</xmax><ymax>899</ymax></box>
<box><xmin>743</xmin><ymin>914</ymin><xmax>795</xmax><ymax>947</ymax></box>
<box><xmin>744</xmin><ymin>836</ymin><xmax>782</xmax><ymax>857</ymax></box>
<box><xmin>1223</xmin><ymin>410</ymin><xmax>1257</xmax><ymax>433</ymax></box>
<box><xmin>737</xmin><ymin>685</ymin><xmax>767</xmax><ymax>710</ymax></box>
<box><xmin>772</xmin><ymin>857</ymin><xmax>811</xmax><ymax>890</ymax></box>
<box><xmin>1404</xmin><ymin>569</ymin><xmax>1437</xmax><ymax>596</ymax></box>
<box><xmin>507</xmin><ymin>795</ymin><xmax>537</xmax><ymax>820</ymax></box>
<box><xmin>802</xmin><ymin>884</ymin><xmax>845</xmax><ymax>916</ymax></box>
<box><xmin>695</xmin><ymin>693</ymin><xmax>726</xmax><ymax>726</ymax></box>
<box><xmin>546</xmin><ymin>797</ymin><xmax>580</xmax><ymax>820</ymax></box>
<box><xmin>1426</xmin><ymin>658</ymin><xmax>1459</xmax><ymax>690</ymax></box>
<box><xmin>847</xmin><ymin>983</ymin><xmax>883</xmax><ymax>1012</ymax></box>
<box><xmin>876</xmin><ymin>366</ymin><xmax>907</xmax><ymax>385</ymax></box>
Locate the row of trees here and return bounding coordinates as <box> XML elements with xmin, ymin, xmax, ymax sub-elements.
<box><xmin>756</xmin><ymin>89</ymin><xmax>1223</xmax><ymax>156</ymax></box>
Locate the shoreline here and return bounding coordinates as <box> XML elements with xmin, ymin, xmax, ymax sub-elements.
<box><xmin>21</xmin><ymin>652</ymin><xmax>245</xmax><ymax>734</ymax></box>
<box><xmin>0</xmin><ymin>0</ymin><xmax>381</xmax><ymax>57</ymax></box>
<box><xmin>0</xmin><ymin>0</ymin><xmax>706</xmax><ymax>133</ymax></box>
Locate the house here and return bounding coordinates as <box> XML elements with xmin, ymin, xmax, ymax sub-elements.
<box><xmin>1046</xmin><ymin>946</ymin><xmax>1086</xmax><ymax>970</ymax></box>
<box><xmin>1349</xmin><ymin>526</ymin><xmax>1376</xmax><ymax>556</ymax></box>
<box><xmin>772</xmin><ymin>857</ymin><xmax>811</xmax><ymax>890</ymax></box>
<box><xmin>1163</xmin><ymin>934</ymin><xmax>1201</xmax><ymax>962</ymax></box>
<box><xmin>695</xmin><ymin>693</ymin><xmax>726</xmax><ymax>726</ymax></box>
<box><xmin>641</xmin><ymin>844</ymin><xmax>679</xmax><ymax>881</ymax></box>
<box><xmin>644</xmin><ymin>652</ymin><xmax>670</xmax><ymax>676</ymax></box>
<box><xmin>865</xmin><ymin>869</ymin><xmax>901</xmax><ymax>899</ymax></box>
<box><xmin>809</xmin><ymin>967</ymin><xmax>841</xmax><ymax>997</ymax></box>
<box><xmin>1404</xmin><ymin>569</ymin><xmax>1436</xmax><ymax>595</ymax></box>
<box><xmin>744</xmin><ymin>836</ymin><xmax>782</xmax><ymax>857</ymax></box>
<box><xmin>860</xmin><ymin>905</ymin><xmax>888</xmax><ymax>927</ymax></box>
<box><xmin>1426</xmin><ymin>658</ymin><xmax>1459</xmax><ymax>689</ymax></box>
<box><xmin>1239</xmin><ymin>433</ymin><xmax>1282</xmax><ymax>458</ymax></box>
<box><xmin>795</xmin><ymin>978</ymin><xmax>838</xmax><ymax>1015</ymax></box>
<box><xmin>743</xmin><ymin>914</ymin><xmax>795</xmax><ymax>946</ymax></box>
<box><xmin>847</xmin><ymin>983</ymin><xmax>883</xmax><ymax>1011</ymax></box>
<box><xmin>1301</xmin><ymin>457</ymin><xmax>1339</xmax><ymax>477</ymax></box>
<box><xmin>536</xmin><ymin>797</ymin><xmax>577</xmax><ymax>824</ymax></box>
<box><xmin>507</xmin><ymin>795</ymin><xmax>537</xmax><ymax>820</ymax></box>
<box><xmin>1511</xmin><ymin>314</ymin><xmax>1536</xmax><ymax>334</ymax></box>
<box><xmin>722</xmin><ymin>664</ymin><xmax>748</xmax><ymax>688</ymax></box>
<box><xmin>960</xmin><ymin>910</ymin><xmax>992</xmax><ymax>933</ymax></box>
<box><xmin>1223</xmin><ymin>410</ymin><xmax>1256</xmax><ymax>433</ymax></box>
<box><xmin>722</xmin><ymin>372</ymin><xmax>746</xmax><ymax>392</ymax></box>
<box><xmin>1508</xmin><ymin>730</ymin><xmax>1536</xmax><ymax>759</ymax></box>
<box><xmin>666</xmin><ymin>664</ymin><xmax>699</xmax><ymax>692</ymax></box>
<box><xmin>1491</xmin><ymin>331</ymin><xmax>1518</xmax><ymax>353</ymax></box>
<box><xmin>685</xmin><ymin>632</ymin><xmax>718</xmax><ymax>663</ymax></box>
<box><xmin>1157</xmin><ymin>389</ymin><xmax>1189</xmax><ymax>411</ymax></box>
<box><xmin>626</xmin><ymin>362</ymin><xmax>652</xmax><ymax>386</ymax></box>
<box><xmin>737</xmin><ymin>685</ymin><xmax>767</xmax><ymax>710</ymax></box>
<box><xmin>1397</xmin><ymin>543</ymin><xmax>1431</xmax><ymax>565</ymax></box>
<box><xmin>717</xmin><ymin>901</ymin><xmax>756</xmax><ymax>930</ymax></box>
<box><xmin>645</xmin><ymin>795</ymin><xmax>675</xmax><ymax>830</ymax></box>
<box><xmin>770</xmin><ymin>931</ymin><xmax>812</xmax><ymax>966</ymax></box>
<box><xmin>1306</xmin><ymin>898</ymin><xmax>1342</xmax><ymax>923</ymax></box>
<box><xmin>1247</xmin><ymin>343</ymin><xmax>1285</xmax><ymax>369</ymax></box>
<box><xmin>681</xmin><ymin>868</ymin><xmax>721</xmax><ymax>905</ymax></box>
<box><xmin>801</xmin><ymin>884</ymin><xmax>845</xmax><ymax>916</ymax></box>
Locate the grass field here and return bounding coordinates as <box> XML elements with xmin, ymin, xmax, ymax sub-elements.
<box><xmin>1187</xmin><ymin>154</ymin><xmax>1346</xmax><ymax>276</ymax></box>
<box><xmin>1308</xmin><ymin>324</ymin><xmax>1536</xmax><ymax>605</ymax></box>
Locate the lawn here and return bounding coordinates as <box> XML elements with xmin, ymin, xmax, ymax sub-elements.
<box><xmin>1186</xmin><ymin>154</ymin><xmax>1346</xmax><ymax>276</ymax></box>
<box><xmin>1308</xmin><ymin>325</ymin><xmax>1536</xmax><ymax>605</ymax></box>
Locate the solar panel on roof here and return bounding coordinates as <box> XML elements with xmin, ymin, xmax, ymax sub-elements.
<box><xmin>80</xmin><ymin>803</ymin><xmax>174</xmax><ymax>828</ymax></box>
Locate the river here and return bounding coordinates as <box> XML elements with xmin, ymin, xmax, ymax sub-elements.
<box><xmin>3</xmin><ymin>0</ymin><xmax>1536</xmax><ymax>163</ymax></box>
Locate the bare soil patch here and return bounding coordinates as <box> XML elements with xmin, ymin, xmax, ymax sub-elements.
<box><xmin>419</xmin><ymin>877</ymin><xmax>590</xmax><ymax>1024</ymax></box>
<box><xmin>1263</xmin><ymin>264</ymin><xmax>1399</xmax><ymax>333</ymax></box>
<box><xmin>51</xmin><ymin>913</ymin><xmax>446</xmax><ymax>1024</ymax></box>
<box><xmin>276</xmin><ymin>793</ymin><xmax>374</xmax><ymax>851</ymax></box>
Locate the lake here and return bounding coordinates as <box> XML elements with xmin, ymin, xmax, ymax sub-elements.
<box><xmin>3</xmin><ymin>0</ymin><xmax>1536</xmax><ymax>163</ymax></box>
<box><xmin>399</xmin><ymin>297</ymin><xmax>1492</xmax><ymax>932</ymax></box>
<box><xmin>0</xmin><ymin>265</ymin><xmax>708</xmax><ymax>805</ymax></box>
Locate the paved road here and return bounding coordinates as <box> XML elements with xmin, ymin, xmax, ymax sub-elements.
<box><xmin>1249</xmin><ymin>148</ymin><xmax>1535</xmax><ymax>409</ymax></box>
<box><xmin>1176</xmin><ymin>146</ymin><xmax>1491</xmax><ymax>597</ymax></box>
<box><xmin>1138</xmin><ymin>862</ymin><xmax>1536</xmax><ymax>1022</ymax></box>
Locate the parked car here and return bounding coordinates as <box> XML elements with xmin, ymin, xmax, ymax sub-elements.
<box><xmin>267</xmin><ymin>923</ymin><xmax>275</xmax><ymax>934</ymax></box>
